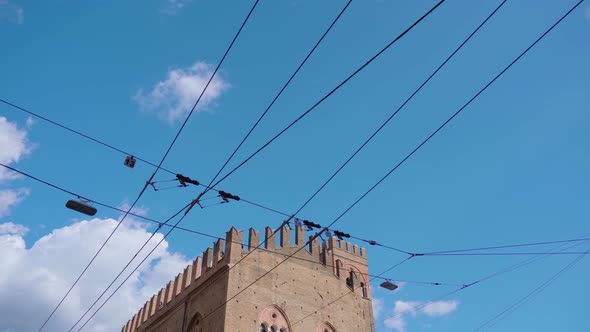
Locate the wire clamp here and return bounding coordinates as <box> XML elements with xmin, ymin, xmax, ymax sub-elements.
<box><xmin>303</xmin><ymin>220</ymin><xmax>321</xmax><ymax>231</ymax></box>
<box><xmin>333</xmin><ymin>230</ymin><xmax>351</xmax><ymax>240</ymax></box>
<box><xmin>218</xmin><ymin>190</ymin><xmax>240</xmax><ymax>203</ymax></box>
<box><xmin>176</xmin><ymin>174</ymin><xmax>200</xmax><ymax>187</ymax></box>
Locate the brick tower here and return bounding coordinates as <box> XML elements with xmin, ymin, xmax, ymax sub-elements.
<box><xmin>122</xmin><ymin>224</ymin><xmax>374</xmax><ymax>332</ymax></box>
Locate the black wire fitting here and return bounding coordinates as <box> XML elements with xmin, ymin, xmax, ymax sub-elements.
<box><xmin>368</xmin><ymin>240</ymin><xmax>377</xmax><ymax>245</ymax></box>
<box><xmin>333</xmin><ymin>230</ymin><xmax>351</xmax><ymax>240</ymax></box>
<box><xmin>218</xmin><ymin>190</ymin><xmax>240</xmax><ymax>203</ymax></box>
<box><xmin>302</xmin><ymin>220</ymin><xmax>321</xmax><ymax>231</ymax></box>
<box><xmin>176</xmin><ymin>174</ymin><xmax>200</xmax><ymax>187</ymax></box>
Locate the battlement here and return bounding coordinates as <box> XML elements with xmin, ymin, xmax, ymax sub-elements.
<box><xmin>122</xmin><ymin>225</ymin><xmax>368</xmax><ymax>332</ymax></box>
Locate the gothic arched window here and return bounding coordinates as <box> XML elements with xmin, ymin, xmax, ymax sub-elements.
<box><xmin>186</xmin><ymin>312</ymin><xmax>203</xmax><ymax>332</ymax></box>
<box><xmin>317</xmin><ymin>322</ymin><xmax>337</xmax><ymax>332</ymax></box>
<box><xmin>258</xmin><ymin>305</ymin><xmax>291</xmax><ymax>332</ymax></box>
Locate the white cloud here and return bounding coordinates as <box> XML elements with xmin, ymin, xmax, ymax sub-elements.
<box><xmin>0</xmin><ymin>0</ymin><xmax>23</xmax><ymax>24</ymax></box>
<box><xmin>0</xmin><ymin>221</ymin><xmax>29</xmax><ymax>236</ymax></box>
<box><xmin>384</xmin><ymin>314</ymin><xmax>407</xmax><ymax>332</ymax></box>
<box><xmin>26</xmin><ymin>116</ymin><xmax>35</xmax><ymax>128</ymax></box>
<box><xmin>134</xmin><ymin>62</ymin><xmax>229</xmax><ymax>123</ymax></box>
<box><xmin>161</xmin><ymin>0</ymin><xmax>192</xmax><ymax>15</ymax></box>
<box><xmin>0</xmin><ymin>188</ymin><xmax>29</xmax><ymax>217</ymax></box>
<box><xmin>383</xmin><ymin>300</ymin><xmax>459</xmax><ymax>332</ymax></box>
<box><xmin>422</xmin><ymin>300</ymin><xmax>458</xmax><ymax>317</ymax></box>
<box><xmin>0</xmin><ymin>116</ymin><xmax>34</xmax><ymax>181</ymax></box>
<box><xmin>373</xmin><ymin>297</ymin><xmax>384</xmax><ymax>319</ymax></box>
<box><xmin>0</xmin><ymin>219</ymin><xmax>190</xmax><ymax>332</ymax></box>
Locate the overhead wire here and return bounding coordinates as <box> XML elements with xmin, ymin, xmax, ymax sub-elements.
<box><xmin>236</xmin><ymin>0</ymin><xmax>586</xmax><ymax>326</ymax></box>
<box><xmin>73</xmin><ymin>2</ymin><xmax>450</xmax><ymax>326</ymax></box>
<box><xmin>66</xmin><ymin>202</ymin><xmax>192</xmax><ymax>332</ymax></box>
<box><xmin>195</xmin><ymin>0</ymin><xmax>506</xmax><ymax>290</ymax></box>
<box><xmin>348</xmin><ymin>230</ymin><xmax>590</xmax><ymax>257</ymax></box>
<box><xmin>37</xmin><ymin>0</ymin><xmax>261</xmax><ymax>330</ymax></box>
<box><xmin>0</xmin><ymin>157</ymin><xmax>590</xmax><ymax>283</ymax></box>
<box><xmin>292</xmin><ymin>255</ymin><xmax>417</xmax><ymax>326</ymax></box>
<box><xmin>194</xmin><ymin>1</ymin><xmax>451</xmax><ymax>322</ymax></box>
<box><xmin>289</xmin><ymin>0</ymin><xmax>507</xmax><ymax>220</ymax></box>
<box><xmin>295</xmin><ymin>232</ymin><xmax>590</xmax><ymax>328</ymax></box>
<box><xmin>314</xmin><ymin>0</ymin><xmax>581</xmax><ymax>250</ymax></box>
<box><xmin>203</xmin><ymin>0</ymin><xmax>353</xmax><ymax>191</ymax></box>
<box><xmin>76</xmin><ymin>204</ymin><xmax>196</xmax><ymax>331</ymax></box>
<box><xmin>69</xmin><ymin>2</ymin><xmax>363</xmax><ymax>328</ymax></box>
<box><xmin>9</xmin><ymin>152</ymin><xmax>585</xmax><ymax>331</ymax></box>
<box><xmin>201</xmin><ymin>0</ymin><xmax>448</xmax><ymax>195</ymax></box>
<box><xmin>421</xmin><ymin>237</ymin><xmax>590</xmax><ymax>255</ymax></box>
<box><xmin>0</xmin><ymin>162</ymin><xmax>281</xmax><ymax>240</ymax></box>
<box><xmin>0</xmin><ymin>98</ymin><xmax>177</xmax><ymax>176</ymax></box>
<box><xmin>471</xmin><ymin>247</ymin><xmax>589</xmax><ymax>332</ymax></box>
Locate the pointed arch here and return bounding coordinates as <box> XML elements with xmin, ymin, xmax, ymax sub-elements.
<box><xmin>258</xmin><ymin>305</ymin><xmax>291</xmax><ymax>332</ymax></box>
<box><xmin>317</xmin><ymin>321</ymin><xmax>337</xmax><ymax>332</ymax></box>
<box><xmin>185</xmin><ymin>312</ymin><xmax>203</xmax><ymax>332</ymax></box>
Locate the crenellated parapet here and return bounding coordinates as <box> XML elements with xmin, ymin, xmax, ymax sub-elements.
<box><xmin>122</xmin><ymin>224</ymin><xmax>369</xmax><ymax>332</ymax></box>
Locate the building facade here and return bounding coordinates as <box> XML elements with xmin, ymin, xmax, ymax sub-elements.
<box><xmin>122</xmin><ymin>224</ymin><xmax>374</xmax><ymax>332</ymax></box>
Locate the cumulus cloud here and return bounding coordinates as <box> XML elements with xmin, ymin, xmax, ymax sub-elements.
<box><xmin>422</xmin><ymin>300</ymin><xmax>459</xmax><ymax>317</ymax></box>
<box><xmin>384</xmin><ymin>314</ymin><xmax>407</xmax><ymax>332</ymax></box>
<box><xmin>0</xmin><ymin>221</ymin><xmax>29</xmax><ymax>236</ymax></box>
<box><xmin>0</xmin><ymin>0</ymin><xmax>23</xmax><ymax>24</ymax></box>
<box><xmin>0</xmin><ymin>219</ymin><xmax>190</xmax><ymax>332</ymax></box>
<box><xmin>0</xmin><ymin>188</ymin><xmax>29</xmax><ymax>217</ymax></box>
<box><xmin>383</xmin><ymin>300</ymin><xmax>459</xmax><ymax>332</ymax></box>
<box><xmin>0</xmin><ymin>116</ymin><xmax>34</xmax><ymax>181</ymax></box>
<box><xmin>134</xmin><ymin>62</ymin><xmax>229</xmax><ymax>123</ymax></box>
<box><xmin>161</xmin><ymin>0</ymin><xmax>192</xmax><ymax>15</ymax></box>
<box><xmin>373</xmin><ymin>297</ymin><xmax>384</xmax><ymax>319</ymax></box>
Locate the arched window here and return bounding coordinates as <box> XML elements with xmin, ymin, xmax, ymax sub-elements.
<box><xmin>346</xmin><ymin>270</ymin><xmax>355</xmax><ymax>289</ymax></box>
<box><xmin>360</xmin><ymin>282</ymin><xmax>367</xmax><ymax>298</ymax></box>
<box><xmin>335</xmin><ymin>259</ymin><xmax>343</xmax><ymax>278</ymax></box>
<box><xmin>259</xmin><ymin>323</ymin><xmax>268</xmax><ymax>332</ymax></box>
<box><xmin>186</xmin><ymin>312</ymin><xmax>203</xmax><ymax>332</ymax></box>
<box><xmin>317</xmin><ymin>321</ymin><xmax>337</xmax><ymax>332</ymax></box>
<box><xmin>258</xmin><ymin>305</ymin><xmax>291</xmax><ymax>332</ymax></box>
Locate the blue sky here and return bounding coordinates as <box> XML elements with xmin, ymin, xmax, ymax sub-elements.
<box><xmin>0</xmin><ymin>0</ymin><xmax>589</xmax><ymax>331</ymax></box>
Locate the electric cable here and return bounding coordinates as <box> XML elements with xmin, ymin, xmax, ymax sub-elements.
<box><xmin>65</xmin><ymin>202</ymin><xmax>192</xmax><ymax>332</ymax></box>
<box><xmin>0</xmin><ymin>98</ymin><xmax>176</xmax><ymax>176</ymax></box>
<box><xmin>201</xmin><ymin>0</ymin><xmax>447</xmax><ymax>195</ymax></box>
<box><xmin>294</xmin><ymin>233</ymin><xmax>590</xmax><ymax>328</ymax></box>
<box><xmin>36</xmin><ymin>1</ymin><xmax>261</xmax><ymax>329</ymax></box>
<box><xmin>424</xmin><ymin>251</ymin><xmax>590</xmax><ymax>256</ymax></box>
<box><xmin>76</xmin><ymin>206</ymin><xmax>195</xmax><ymax>331</ymax></box>
<box><xmin>154</xmin><ymin>4</ymin><xmax>452</xmax><ymax>323</ymax></box>
<box><xmin>315</xmin><ymin>0</ymin><xmax>582</xmax><ymax>250</ymax></box>
<box><xmin>345</xmin><ymin>228</ymin><xmax>590</xmax><ymax>257</ymax></box>
<box><xmin>204</xmin><ymin>0</ymin><xmax>353</xmax><ymax>191</ymax></box>
<box><xmin>287</xmin><ymin>0</ymin><xmax>507</xmax><ymax>221</ymax></box>
<box><xmin>0</xmin><ymin>97</ymin><xmax>293</xmax><ymax>217</ymax></box>
<box><xmin>9</xmin><ymin>159</ymin><xmax>582</xmax><ymax>330</ymax></box>
<box><xmin>472</xmin><ymin>247</ymin><xmax>589</xmax><ymax>331</ymax></box>
<box><xmin>5</xmin><ymin>158</ymin><xmax>585</xmax><ymax>290</ymax></box>
<box><xmin>0</xmin><ymin>162</ymin><xmax>283</xmax><ymax>240</ymax></box>
<box><xmin>228</xmin><ymin>1</ymin><xmax>585</xmax><ymax>326</ymax></box>
<box><xmin>291</xmin><ymin>256</ymin><xmax>415</xmax><ymax>326</ymax></box>
<box><xmin>422</xmin><ymin>237</ymin><xmax>590</xmax><ymax>255</ymax></box>
<box><xmin>193</xmin><ymin>0</ymin><xmax>580</xmax><ymax>322</ymax></box>
<box><xmin>0</xmin><ymin>161</ymin><xmax>441</xmax><ymax>285</ymax></box>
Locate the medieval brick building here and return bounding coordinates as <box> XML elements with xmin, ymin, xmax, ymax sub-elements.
<box><xmin>122</xmin><ymin>224</ymin><xmax>374</xmax><ymax>331</ymax></box>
